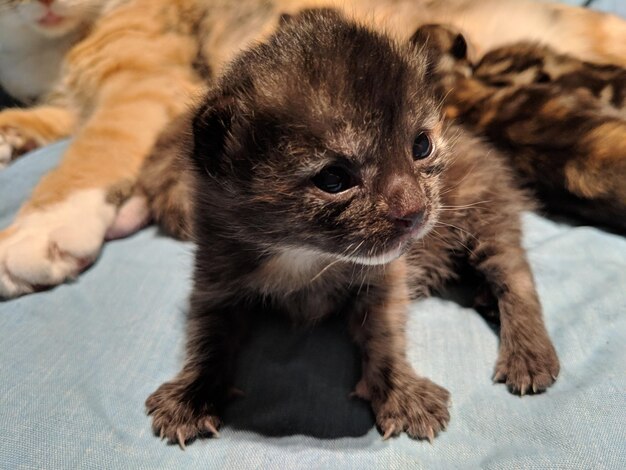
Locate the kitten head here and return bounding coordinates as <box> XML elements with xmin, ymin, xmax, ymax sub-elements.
<box><xmin>0</xmin><ymin>0</ymin><xmax>109</xmax><ymax>37</ymax></box>
<box><xmin>190</xmin><ymin>9</ymin><xmax>451</xmax><ymax>266</ymax></box>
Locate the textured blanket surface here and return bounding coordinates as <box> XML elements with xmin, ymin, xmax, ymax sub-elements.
<box><xmin>1</xmin><ymin>132</ymin><xmax>624</xmax><ymax>470</ymax></box>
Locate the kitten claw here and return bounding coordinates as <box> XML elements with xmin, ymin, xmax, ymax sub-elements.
<box><xmin>492</xmin><ymin>371</ymin><xmax>505</xmax><ymax>383</ymax></box>
<box><xmin>203</xmin><ymin>418</ymin><xmax>220</xmax><ymax>437</ymax></box>
<box><xmin>382</xmin><ymin>425</ymin><xmax>396</xmax><ymax>440</ymax></box>
<box><xmin>159</xmin><ymin>428</ymin><xmax>165</xmax><ymax>440</ymax></box>
<box><xmin>426</xmin><ymin>428</ymin><xmax>435</xmax><ymax>444</ymax></box>
<box><xmin>176</xmin><ymin>429</ymin><xmax>187</xmax><ymax>450</ymax></box>
<box><xmin>349</xmin><ymin>390</ymin><xmax>368</xmax><ymax>401</ymax></box>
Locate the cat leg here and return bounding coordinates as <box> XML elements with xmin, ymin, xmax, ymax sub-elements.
<box><xmin>348</xmin><ymin>259</ymin><xmax>450</xmax><ymax>441</ymax></box>
<box><xmin>146</xmin><ymin>292</ymin><xmax>248</xmax><ymax>448</ymax></box>
<box><xmin>469</xmin><ymin>224</ymin><xmax>560</xmax><ymax>395</ymax></box>
<box><xmin>0</xmin><ymin>106</ymin><xmax>75</xmax><ymax>168</ymax></box>
<box><xmin>0</xmin><ymin>75</ymin><xmax>197</xmax><ymax>298</ymax></box>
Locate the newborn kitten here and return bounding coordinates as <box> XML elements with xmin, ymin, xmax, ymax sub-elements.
<box><xmin>145</xmin><ymin>10</ymin><xmax>559</xmax><ymax>448</ymax></box>
<box><xmin>413</xmin><ymin>24</ymin><xmax>626</xmax><ymax>232</ymax></box>
<box><xmin>474</xmin><ymin>42</ymin><xmax>626</xmax><ymax>110</ymax></box>
<box><xmin>0</xmin><ymin>0</ymin><xmax>114</xmax><ymax>104</ymax></box>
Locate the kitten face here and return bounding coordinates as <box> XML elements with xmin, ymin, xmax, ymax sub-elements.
<box><xmin>0</xmin><ymin>0</ymin><xmax>108</xmax><ymax>37</ymax></box>
<box><xmin>192</xmin><ymin>10</ymin><xmax>451</xmax><ymax>266</ymax></box>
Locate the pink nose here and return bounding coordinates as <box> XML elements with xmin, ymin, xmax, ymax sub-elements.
<box><xmin>38</xmin><ymin>0</ymin><xmax>54</xmax><ymax>6</ymax></box>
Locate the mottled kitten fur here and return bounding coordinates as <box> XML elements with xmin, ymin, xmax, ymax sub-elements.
<box><xmin>413</xmin><ymin>24</ymin><xmax>626</xmax><ymax>232</ymax></box>
<box><xmin>474</xmin><ymin>42</ymin><xmax>625</xmax><ymax>109</ymax></box>
<box><xmin>144</xmin><ymin>10</ymin><xmax>559</xmax><ymax>448</ymax></box>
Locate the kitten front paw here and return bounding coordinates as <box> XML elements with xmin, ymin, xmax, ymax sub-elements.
<box><xmin>494</xmin><ymin>339</ymin><xmax>560</xmax><ymax>395</ymax></box>
<box><xmin>0</xmin><ymin>126</ymin><xmax>38</xmax><ymax>169</ymax></box>
<box><xmin>0</xmin><ymin>189</ymin><xmax>115</xmax><ymax>298</ymax></box>
<box><xmin>146</xmin><ymin>380</ymin><xmax>222</xmax><ymax>449</ymax></box>
<box><xmin>373</xmin><ymin>376</ymin><xmax>450</xmax><ymax>442</ymax></box>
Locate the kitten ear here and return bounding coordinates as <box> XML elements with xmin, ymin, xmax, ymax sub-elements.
<box><xmin>451</xmin><ymin>33</ymin><xmax>468</xmax><ymax>60</ymax></box>
<box><xmin>278</xmin><ymin>13</ymin><xmax>293</xmax><ymax>25</ymax></box>
<box><xmin>191</xmin><ymin>93</ymin><xmax>236</xmax><ymax>176</ymax></box>
<box><xmin>409</xmin><ymin>24</ymin><xmax>471</xmax><ymax>79</ymax></box>
<box><xmin>409</xmin><ymin>25</ymin><xmax>446</xmax><ymax>79</ymax></box>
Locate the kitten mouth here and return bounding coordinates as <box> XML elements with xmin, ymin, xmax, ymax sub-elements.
<box><xmin>334</xmin><ymin>215</ymin><xmax>436</xmax><ymax>266</ymax></box>
<box><xmin>338</xmin><ymin>244</ymin><xmax>406</xmax><ymax>266</ymax></box>
<box><xmin>38</xmin><ymin>11</ymin><xmax>66</xmax><ymax>27</ymax></box>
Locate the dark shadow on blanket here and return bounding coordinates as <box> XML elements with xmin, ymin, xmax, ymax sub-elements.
<box><xmin>437</xmin><ymin>261</ymin><xmax>501</xmax><ymax>336</ymax></box>
<box><xmin>223</xmin><ymin>263</ymin><xmax>502</xmax><ymax>439</ymax></box>
<box><xmin>224</xmin><ymin>313</ymin><xmax>375</xmax><ymax>439</ymax></box>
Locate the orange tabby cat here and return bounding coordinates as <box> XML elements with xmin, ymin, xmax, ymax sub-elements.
<box><xmin>0</xmin><ymin>0</ymin><xmax>624</xmax><ymax>298</ymax></box>
<box><xmin>0</xmin><ymin>0</ymin><xmax>119</xmax><ymax>166</ymax></box>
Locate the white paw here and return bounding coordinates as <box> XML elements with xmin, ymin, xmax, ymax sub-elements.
<box><xmin>0</xmin><ymin>127</ymin><xmax>37</xmax><ymax>169</ymax></box>
<box><xmin>0</xmin><ymin>189</ymin><xmax>116</xmax><ymax>298</ymax></box>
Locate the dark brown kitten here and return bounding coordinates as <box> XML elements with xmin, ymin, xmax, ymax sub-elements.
<box><xmin>144</xmin><ymin>10</ymin><xmax>559</xmax><ymax>448</ymax></box>
<box><xmin>412</xmin><ymin>24</ymin><xmax>626</xmax><ymax>232</ymax></box>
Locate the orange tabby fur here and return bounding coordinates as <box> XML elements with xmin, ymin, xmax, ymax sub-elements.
<box><xmin>0</xmin><ymin>0</ymin><xmax>625</xmax><ymax>297</ymax></box>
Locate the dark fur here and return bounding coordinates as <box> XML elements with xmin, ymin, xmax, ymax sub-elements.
<box><xmin>136</xmin><ymin>111</ymin><xmax>195</xmax><ymax>240</ymax></box>
<box><xmin>412</xmin><ymin>24</ymin><xmax>626</xmax><ymax>231</ymax></box>
<box><xmin>144</xmin><ymin>10</ymin><xmax>559</xmax><ymax>448</ymax></box>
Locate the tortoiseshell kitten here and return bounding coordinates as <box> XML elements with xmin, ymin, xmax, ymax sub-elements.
<box><xmin>144</xmin><ymin>10</ymin><xmax>559</xmax><ymax>448</ymax></box>
<box><xmin>412</xmin><ymin>24</ymin><xmax>626</xmax><ymax>232</ymax></box>
<box><xmin>474</xmin><ymin>42</ymin><xmax>625</xmax><ymax>110</ymax></box>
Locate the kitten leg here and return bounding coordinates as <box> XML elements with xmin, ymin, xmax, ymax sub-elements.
<box><xmin>470</xmin><ymin>231</ymin><xmax>560</xmax><ymax>395</ymax></box>
<box><xmin>133</xmin><ymin>111</ymin><xmax>196</xmax><ymax>241</ymax></box>
<box><xmin>349</xmin><ymin>259</ymin><xmax>450</xmax><ymax>441</ymax></box>
<box><xmin>0</xmin><ymin>106</ymin><xmax>75</xmax><ymax>168</ymax></box>
<box><xmin>146</xmin><ymin>294</ymin><xmax>247</xmax><ymax>448</ymax></box>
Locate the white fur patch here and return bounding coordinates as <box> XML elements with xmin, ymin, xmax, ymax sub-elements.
<box><xmin>0</xmin><ymin>189</ymin><xmax>115</xmax><ymax>298</ymax></box>
<box><xmin>254</xmin><ymin>246</ymin><xmax>329</xmax><ymax>295</ymax></box>
<box><xmin>337</xmin><ymin>246</ymin><xmax>405</xmax><ymax>266</ymax></box>
<box><xmin>0</xmin><ymin>127</ymin><xmax>29</xmax><ymax>170</ymax></box>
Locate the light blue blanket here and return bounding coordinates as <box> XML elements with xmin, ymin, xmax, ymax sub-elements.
<box><xmin>1</xmin><ymin>134</ymin><xmax>625</xmax><ymax>470</ymax></box>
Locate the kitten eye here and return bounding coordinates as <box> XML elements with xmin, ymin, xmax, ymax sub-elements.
<box><xmin>412</xmin><ymin>132</ymin><xmax>433</xmax><ymax>160</ymax></box>
<box><xmin>536</xmin><ymin>72</ymin><xmax>551</xmax><ymax>83</ymax></box>
<box><xmin>312</xmin><ymin>166</ymin><xmax>355</xmax><ymax>193</ymax></box>
<box><xmin>451</xmin><ymin>34</ymin><xmax>468</xmax><ymax>60</ymax></box>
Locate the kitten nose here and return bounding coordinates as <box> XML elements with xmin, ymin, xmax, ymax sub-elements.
<box><xmin>393</xmin><ymin>210</ymin><xmax>424</xmax><ymax>232</ymax></box>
